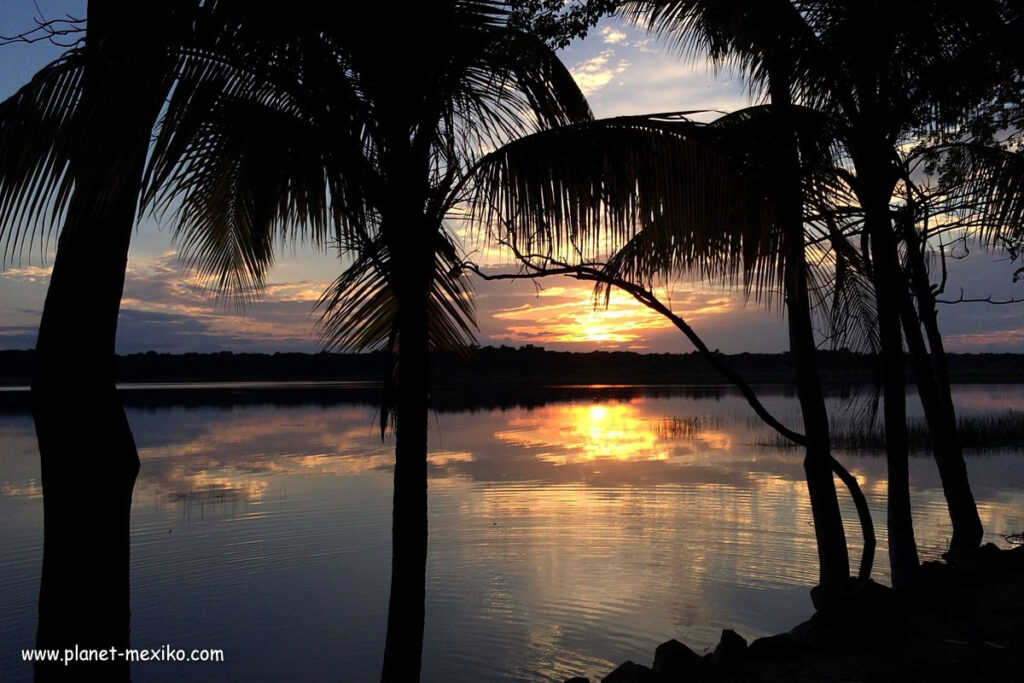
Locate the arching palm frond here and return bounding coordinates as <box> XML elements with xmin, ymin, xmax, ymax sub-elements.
<box><xmin>0</xmin><ymin>50</ymin><xmax>85</xmax><ymax>264</ymax></box>
<box><xmin>146</xmin><ymin>96</ymin><xmax>332</xmax><ymax>297</ymax></box>
<box><xmin>469</xmin><ymin>113</ymin><xmax>775</xmax><ymax>265</ymax></box>
<box><xmin>817</xmin><ymin>234</ymin><xmax>878</xmax><ymax>353</ymax></box>
<box><xmin>471</xmin><ymin>105</ymin><xmax>864</xmax><ymax>315</ymax></box>
<box><xmin>142</xmin><ymin>29</ymin><xmax>378</xmax><ymax>299</ymax></box>
<box><xmin>455</xmin><ymin>25</ymin><xmax>592</xmax><ymax>141</ymax></box>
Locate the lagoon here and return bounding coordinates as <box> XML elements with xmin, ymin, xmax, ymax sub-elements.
<box><xmin>1</xmin><ymin>384</ymin><xmax>1022</xmax><ymax>681</ymax></box>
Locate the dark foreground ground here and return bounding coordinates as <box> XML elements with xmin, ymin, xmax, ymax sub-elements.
<box><xmin>587</xmin><ymin>545</ymin><xmax>1024</xmax><ymax>683</ymax></box>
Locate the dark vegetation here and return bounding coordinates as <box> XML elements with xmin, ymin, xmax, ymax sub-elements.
<box><xmin>2</xmin><ymin>346</ymin><xmax>1023</xmax><ymax>386</ymax></box>
<box><xmin>829</xmin><ymin>412</ymin><xmax>1024</xmax><ymax>453</ymax></box>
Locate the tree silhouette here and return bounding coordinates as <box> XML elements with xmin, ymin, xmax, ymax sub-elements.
<box><xmin>0</xmin><ymin>2</ymin><xmax>193</xmax><ymax>679</ymax></box>
<box><xmin>141</xmin><ymin>3</ymin><xmax>596</xmax><ymax>680</ymax></box>
<box><xmin>619</xmin><ymin>0</ymin><xmax>1024</xmax><ymax>586</ymax></box>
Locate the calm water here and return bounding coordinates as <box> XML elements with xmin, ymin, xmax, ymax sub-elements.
<box><xmin>1</xmin><ymin>385</ymin><xmax>1022</xmax><ymax>682</ymax></box>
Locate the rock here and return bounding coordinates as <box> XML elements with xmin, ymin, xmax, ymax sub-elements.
<box><xmin>602</xmin><ymin>660</ymin><xmax>659</xmax><ymax>683</ymax></box>
<box><xmin>710</xmin><ymin>629</ymin><xmax>747</xmax><ymax>670</ymax></box>
<box><xmin>564</xmin><ymin>678</ymin><xmax>590</xmax><ymax>683</ymax></box>
<box><xmin>800</xmin><ymin>578</ymin><xmax>902</xmax><ymax>650</ymax></box>
<box><xmin>814</xmin><ymin>578</ymin><xmax>895</xmax><ymax>619</ymax></box>
<box><xmin>748</xmin><ymin>633</ymin><xmax>800</xmax><ymax>661</ymax></box>
<box><xmin>787</xmin><ymin>613</ymin><xmax>830</xmax><ymax>649</ymax></box>
<box><xmin>653</xmin><ymin>638</ymin><xmax>703</xmax><ymax>679</ymax></box>
<box><xmin>946</xmin><ymin>542</ymin><xmax>1003</xmax><ymax>573</ymax></box>
<box><xmin>1005</xmin><ymin>544</ymin><xmax>1024</xmax><ymax>570</ymax></box>
<box><xmin>918</xmin><ymin>559</ymin><xmax>957</xmax><ymax>586</ymax></box>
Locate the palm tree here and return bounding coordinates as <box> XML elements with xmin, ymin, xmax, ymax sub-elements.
<box><xmin>472</xmin><ymin>98</ymin><xmax>869</xmax><ymax>591</ymax></box>
<box><xmin>617</xmin><ymin>0</ymin><xmax>1016</xmax><ymax>585</ymax></box>
<box><xmin>0</xmin><ymin>2</ymin><xmax>383</xmax><ymax>675</ymax></box>
<box><xmin>0</xmin><ymin>3</ymin><xmax>190</xmax><ymax>678</ymax></box>
<box><xmin>583</xmin><ymin>0</ymin><xmax>857</xmax><ymax>588</ymax></box>
<box><xmin>140</xmin><ymin>4</ymin><xmax>595</xmax><ymax>680</ymax></box>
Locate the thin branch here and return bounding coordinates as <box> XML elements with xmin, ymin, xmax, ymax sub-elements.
<box><xmin>0</xmin><ymin>5</ymin><xmax>85</xmax><ymax>48</ymax></box>
<box><xmin>466</xmin><ymin>246</ymin><xmax>876</xmax><ymax>578</ymax></box>
<box><xmin>936</xmin><ymin>288</ymin><xmax>1024</xmax><ymax>305</ymax></box>
<box><xmin>468</xmin><ymin>255</ymin><xmax>810</xmax><ymax>442</ymax></box>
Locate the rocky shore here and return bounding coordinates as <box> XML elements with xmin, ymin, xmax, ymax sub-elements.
<box><xmin>567</xmin><ymin>544</ymin><xmax>1024</xmax><ymax>682</ymax></box>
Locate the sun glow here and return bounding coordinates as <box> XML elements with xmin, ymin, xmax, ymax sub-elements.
<box><xmin>495</xmin><ymin>401</ymin><xmax>667</xmax><ymax>464</ymax></box>
<box><xmin>487</xmin><ymin>280</ymin><xmax>738</xmax><ymax>349</ymax></box>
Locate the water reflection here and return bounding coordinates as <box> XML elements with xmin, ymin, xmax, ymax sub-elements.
<box><xmin>1</xmin><ymin>387</ymin><xmax>1023</xmax><ymax>681</ymax></box>
<box><xmin>493</xmin><ymin>401</ymin><xmax>736</xmax><ymax>466</ymax></box>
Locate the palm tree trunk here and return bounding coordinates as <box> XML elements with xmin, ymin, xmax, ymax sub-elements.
<box><xmin>770</xmin><ymin>64</ymin><xmax>850</xmax><ymax>589</ymax></box>
<box><xmin>32</xmin><ymin>3</ymin><xmax>173</xmax><ymax>679</ymax></box>
<box><xmin>785</xmin><ymin>227</ymin><xmax>851</xmax><ymax>588</ymax></box>
<box><xmin>898</xmin><ymin>224</ymin><xmax>983</xmax><ymax>556</ymax></box>
<box><xmin>380</xmin><ymin>282</ymin><xmax>430</xmax><ymax>683</ymax></box>
<box><xmin>32</xmin><ymin>178</ymin><xmax>142</xmax><ymax>683</ymax></box>
<box><xmin>378</xmin><ymin>137</ymin><xmax>436</xmax><ymax>681</ymax></box>
<box><xmin>863</xmin><ymin>195</ymin><xmax>920</xmax><ymax>590</ymax></box>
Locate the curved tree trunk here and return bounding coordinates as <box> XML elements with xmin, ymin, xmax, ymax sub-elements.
<box><xmin>784</xmin><ymin>223</ymin><xmax>851</xmax><ymax>589</ymax></box>
<box><xmin>32</xmin><ymin>2</ymin><xmax>175</xmax><ymax>679</ymax></box>
<box><xmin>898</xmin><ymin>223</ymin><xmax>983</xmax><ymax>556</ymax></box>
<box><xmin>770</xmin><ymin>64</ymin><xmax>850</xmax><ymax>589</ymax></box>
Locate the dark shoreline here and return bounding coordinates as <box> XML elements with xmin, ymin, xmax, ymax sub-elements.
<box><xmin>0</xmin><ymin>380</ymin><xmax>783</xmax><ymax>413</ymax></box>
<box><xmin>2</xmin><ymin>347</ymin><xmax>1023</xmax><ymax>387</ymax></box>
<box><xmin>583</xmin><ymin>545</ymin><xmax>1024</xmax><ymax>683</ymax></box>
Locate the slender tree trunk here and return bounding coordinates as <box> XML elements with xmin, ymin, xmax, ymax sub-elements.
<box><xmin>861</xmin><ymin>184</ymin><xmax>920</xmax><ymax>590</ymax></box>
<box><xmin>379</xmin><ymin>131</ymin><xmax>435</xmax><ymax>679</ymax></box>
<box><xmin>784</xmin><ymin>225</ymin><xmax>851</xmax><ymax>588</ymax></box>
<box><xmin>473</xmin><ymin>263</ymin><xmax>876</xmax><ymax>579</ymax></box>
<box><xmin>32</xmin><ymin>3</ymin><xmax>174</xmax><ymax>679</ymax></box>
<box><xmin>898</xmin><ymin>223</ymin><xmax>983</xmax><ymax>556</ymax></box>
<box><xmin>770</xmin><ymin>66</ymin><xmax>849</xmax><ymax>589</ymax></box>
<box><xmin>380</xmin><ymin>281</ymin><xmax>430</xmax><ymax>683</ymax></box>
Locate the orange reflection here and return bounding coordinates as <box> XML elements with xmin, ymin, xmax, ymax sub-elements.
<box><xmin>493</xmin><ymin>401</ymin><xmax>737</xmax><ymax>468</ymax></box>
<box><xmin>495</xmin><ymin>401</ymin><xmax>667</xmax><ymax>464</ymax></box>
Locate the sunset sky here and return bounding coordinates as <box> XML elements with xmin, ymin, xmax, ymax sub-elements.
<box><xmin>1</xmin><ymin>2</ymin><xmax>1022</xmax><ymax>354</ymax></box>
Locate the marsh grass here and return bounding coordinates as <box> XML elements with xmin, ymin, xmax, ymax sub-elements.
<box><xmin>828</xmin><ymin>411</ymin><xmax>1024</xmax><ymax>453</ymax></box>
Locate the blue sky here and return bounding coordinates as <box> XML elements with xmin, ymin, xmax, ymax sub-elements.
<box><xmin>0</xmin><ymin>2</ymin><xmax>1022</xmax><ymax>354</ymax></box>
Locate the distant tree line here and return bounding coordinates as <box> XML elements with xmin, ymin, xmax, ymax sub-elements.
<box><xmin>1</xmin><ymin>346</ymin><xmax>1022</xmax><ymax>386</ymax></box>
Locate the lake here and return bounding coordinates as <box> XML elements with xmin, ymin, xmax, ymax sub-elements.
<box><xmin>1</xmin><ymin>384</ymin><xmax>1022</xmax><ymax>681</ymax></box>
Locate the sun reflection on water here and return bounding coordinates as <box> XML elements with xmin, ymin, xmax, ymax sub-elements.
<box><xmin>1</xmin><ymin>388</ymin><xmax>1024</xmax><ymax>682</ymax></box>
<box><xmin>492</xmin><ymin>400</ymin><xmax>735</xmax><ymax>468</ymax></box>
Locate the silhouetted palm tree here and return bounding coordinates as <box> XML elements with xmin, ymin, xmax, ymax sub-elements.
<box><xmin>141</xmin><ymin>4</ymin><xmax>593</xmax><ymax>680</ymax></box>
<box><xmin>470</xmin><ymin>0</ymin><xmax>856</xmax><ymax>589</ymax></box>
<box><xmin>618</xmin><ymin>0</ymin><xmax>1017</xmax><ymax>586</ymax></box>
<box><xmin>628</xmin><ymin>0</ymin><xmax>857</xmax><ymax>589</ymax></box>
<box><xmin>0</xmin><ymin>2</ymin><xmax>191</xmax><ymax>678</ymax></box>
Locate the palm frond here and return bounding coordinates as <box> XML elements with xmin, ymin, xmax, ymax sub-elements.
<box><xmin>470</xmin><ymin>113</ymin><xmax>776</xmax><ymax>267</ymax></box>
<box><xmin>316</xmin><ymin>230</ymin><xmax>477</xmax><ymax>353</ymax></box>
<box><xmin>619</xmin><ymin>0</ymin><xmax>833</xmax><ymax>107</ymax></box>
<box><xmin>928</xmin><ymin>142</ymin><xmax>1024</xmax><ymax>251</ymax></box>
<box><xmin>0</xmin><ymin>50</ymin><xmax>84</xmax><ymax>265</ymax></box>
<box><xmin>144</xmin><ymin>42</ymin><xmax>381</xmax><ymax>297</ymax></box>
